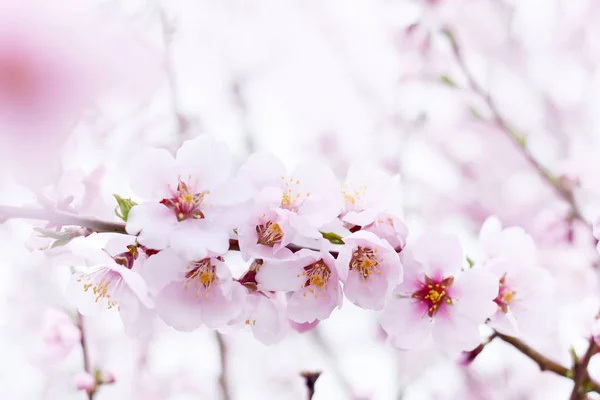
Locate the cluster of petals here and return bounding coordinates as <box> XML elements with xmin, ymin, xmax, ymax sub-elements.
<box><xmin>64</xmin><ymin>136</ymin><xmax>557</xmax><ymax>352</ymax></box>
<box><xmin>380</xmin><ymin>232</ymin><xmax>499</xmax><ymax>353</ymax></box>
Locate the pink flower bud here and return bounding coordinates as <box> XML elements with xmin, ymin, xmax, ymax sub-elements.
<box><xmin>74</xmin><ymin>371</ymin><xmax>95</xmax><ymax>392</ymax></box>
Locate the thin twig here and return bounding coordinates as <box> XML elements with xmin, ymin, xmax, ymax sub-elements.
<box><xmin>215</xmin><ymin>332</ymin><xmax>231</xmax><ymax>400</ymax></box>
<box><xmin>310</xmin><ymin>328</ymin><xmax>353</xmax><ymax>396</ymax></box>
<box><xmin>495</xmin><ymin>332</ymin><xmax>600</xmax><ymax>394</ymax></box>
<box><xmin>442</xmin><ymin>27</ymin><xmax>587</xmax><ymax>226</ymax></box>
<box><xmin>570</xmin><ymin>339</ymin><xmax>598</xmax><ymax>400</ymax></box>
<box><xmin>77</xmin><ymin>313</ymin><xmax>95</xmax><ymax>400</ymax></box>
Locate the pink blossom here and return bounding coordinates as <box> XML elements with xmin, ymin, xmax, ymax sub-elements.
<box><xmin>39</xmin><ymin>308</ymin><xmax>81</xmax><ymax>362</ymax></box>
<box><xmin>228</xmin><ymin>291</ymin><xmax>289</xmax><ymax>345</ymax></box>
<box><xmin>143</xmin><ymin>248</ymin><xmax>246</xmax><ymax>331</ymax></box>
<box><xmin>336</xmin><ymin>231</ymin><xmax>403</xmax><ymax>310</ymax></box>
<box><xmin>380</xmin><ymin>232</ymin><xmax>498</xmax><ymax>353</ymax></box>
<box><xmin>256</xmin><ymin>249</ymin><xmax>343</xmax><ymax>323</ymax></box>
<box><xmin>236</xmin><ymin>153</ymin><xmax>342</xmax><ymax>261</ymax></box>
<box><xmin>477</xmin><ymin>217</ymin><xmax>556</xmax><ymax>336</ymax></box>
<box><xmin>362</xmin><ymin>209</ymin><xmax>409</xmax><ymax>253</ymax></box>
<box><xmin>66</xmin><ymin>237</ymin><xmax>154</xmax><ymax>336</ymax></box>
<box><xmin>341</xmin><ymin>163</ymin><xmax>402</xmax><ymax>227</ymax></box>
<box><xmin>126</xmin><ymin>136</ymin><xmax>236</xmax><ymax>261</ymax></box>
<box><xmin>74</xmin><ymin>371</ymin><xmax>96</xmax><ymax>392</ymax></box>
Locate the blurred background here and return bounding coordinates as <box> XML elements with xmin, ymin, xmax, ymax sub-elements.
<box><xmin>1</xmin><ymin>0</ymin><xmax>600</xmax><ymax>398</ymax></box>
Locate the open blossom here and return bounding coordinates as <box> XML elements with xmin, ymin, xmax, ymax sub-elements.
<box><xmin>256</xmin><ymin>249</ymin><xmax>343</xmax><ymax>323</ymax></box>
<box><xmin>143</xmin><ymin>248</ymin><xmax>246</xmax><ymax>331</ymax></box>
<box><xmin>39</xmin><ymin>308</ymin><xmax>81</xmax><ymax>362</ymax></box>
<box><xmin>226</xmin><ymin>291</ymin><xmax>289</xmax><ymax>345</ymax></box>
<box><xmin>340</xmin><ymin>163</ymin><xmax>402</xmax><ymax>226</ymax></box>
<box><xmin>380</xmin><ymin>232</ymin><xmax>498</xmax><ymax>353</ymax></box>
<box><xmin>336</xmin><ymin>231</ymin><xmax>403</xmax><ymax>310</ymax></box>
<box><xmin>126</xmin><ymin>136</ymin><xmax>236</xmax><ymax>261</ymax></box>
<box><xmin>477</xmin><ymin>217</ymin><xmax>555</xmax><ymax>336</ymax></box>
<box><xmin>66</xmin><ymin>236</ymin><xmax>154</xmax><ymax>336</ymax></box>
<box><xmin>236</xmin><ymin>153</ymin><xmax>342</xmax><ymax>261</ymax></box>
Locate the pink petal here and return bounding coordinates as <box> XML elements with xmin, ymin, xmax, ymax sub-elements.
<box><xmin>411</xmin><ymin>231</ymin><xmax>464</xmax><ymax>277</ymax></box>
<box><xmin>256</xmin><ymin>260</ymin><xmax>305</xmax><ymax>292</ymax></box>
<box><xmin>154</xmin><ymin>281</ymin><xmax>204</xmax><ymax>331</ymax></box>
<box><xmin>141</xmin><ymin>248</ymin><xmax>188</xmax><ymax>294</ymax></box>
<box><xmin>380</xmin><ymin>298</ymin><xmax>432</xmax><ymax>349</ymax></box>
<box><xmin>128</xmin><ymin>147</ymin><xmax>176</xmax><ymax>199</ymax></box>
<box><xmin>126</xmin><ymin>203</ymin><xmax>177</xmax><ymax>250</ymax></box>
<box><xmin>237</xmin><ymin>152</ymin><xmax>287</xmax><ymax>189</ymax></box>
<box><xmin>169</xmin><ymin>219</ymin><xmax>229</xmax><ymax>261</ymax></box>
<box><xmin>432</xmin><ymin>312</ymin><xmax>482</xmax><ymax>353</ymax></box>
<box><xmin>175</xmin><ymin>136</ymin><xmax>232</xmax><ymax>189</ymax></box>
<box><xmin>452</xmin><ymin>268</ymin><xmax>499</xmax><ymax>322</ymax></box>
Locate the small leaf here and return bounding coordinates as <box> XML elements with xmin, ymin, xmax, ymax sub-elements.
<box><xmin>320</xmin><ymin>232</ymin><xmax>345</xmax><ymax>245</ymax></box>
<box><xmin>50</xmin><ymin>238</ymin><xmax>72</xmax><ymax>249</ymax></box>
<box><xmin>34</xmin><ymin>227</ymin><xmax>76</xmax><ymax>240</ymax></box>
<box><xmin>466</xmin><ymin>257</ymin><xmax>475</xmax><ymax>268</ymax></box>
<box><xmin>440</xmin><ymin>75</ymin><xmax>456</xmax><ymax>87</ymax></box>
<box><xmin>113</xmin><ymin>194</ymin><xmax>137</xmax><ymax>222</ymax></box>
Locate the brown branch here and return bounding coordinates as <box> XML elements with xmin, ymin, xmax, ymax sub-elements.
<box><xmin>216</xmin><ymin>332</ymin><xmax>231</xmax><ymax>400</ymax></box>
<box><xmin>494</xmin><ymin>332</ymin><xmax>600</xmax><ymax>395</ymax></box>
<box><xmin>0</xmin><ymin>205</ymin><xmax>127</xmax><ymax>234</ymax></box>
<box><xmin>77</xmin><ymin>313</ymin><xmax>95</xmax><ymax>400</ymax></box>
<box><xmin>301</xmin><ymin>371</ymin><xmax>322</xmax><ymax>400</ymax></box>
<box><xmin>0</xmin><ymin>204</ymin><xmax>342</xmax><ymax>258</ymax></box>
<box><xmin>570</xmin><ymin>339</ymin><xmax>598</xmax><ymax>400</ymax></box>
<box><xmin>442</xmin><ymin>28</ymin><xmax>587</xmax><ymax>226</ymax></box>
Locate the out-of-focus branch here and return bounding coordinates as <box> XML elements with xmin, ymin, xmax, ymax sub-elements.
<box><xmin>442</xmin><ymin>27</ymin><xmax>587</xmax><ymax>226</ymax></box>
<box><xmin>0</xmin><ymin>205</ymin><xmax>127</xmax><ymax>234</ymax></box>
<box><xmin>216</xmin><ymin>332</ymin><xmax>231</xmax><ymax>400</ymax></box>
<box><xmin>301</xmin><ymin>371</ymin><xmax>322</xmax><ymax>400</ymax></box>
<box><xmin>310</xmin><ymin>328</ymin><xmax>353</xmax><ymax>396</ymax></box>
<box><xmin>77</xmin><ymin>313</ymin><xmax>95</xmax><ymax>400</ymax></box>
<box><xmin>570</xmin><ymin>339</ymin><xmax>598</xmax><ymax>400</ymax></box>
<box><xmin>494</xmin><ymin>332</ymin><xmax>600</xmax><ymax>394</ymax></box>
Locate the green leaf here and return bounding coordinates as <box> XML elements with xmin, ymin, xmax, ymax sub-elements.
<box><xmin>34</xmin><ymin>227</ymin><xmax>76</xmax><ymax>240</ymax></box>
<box><xmin>113</xmin><ymin>194</ymin><xmax>137</xmax><ymax>222</ymax></box>
<box><xmin>50</xmin><ymin>238</ymin><xmax>72</xmax><ymax>249</ymax></box>
<box><xmin>440</xmin><ymin>75</ymin><xmax>456</xmax><ymax>87</ymax></box>
<box><xmin>320</xmin><ymin>231</ymin><xmax>345</xmax><ymax>245</ymax></box>
<box><xmin>466</xmin><ymin>257</ymin><xmax>475</xmax><ymax>269</ymax></box>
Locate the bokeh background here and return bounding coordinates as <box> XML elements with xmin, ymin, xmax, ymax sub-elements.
<box><xmin>2</xmin><ymin>0</ymin><xmax>600</xmax><ymax>398</ymax></box>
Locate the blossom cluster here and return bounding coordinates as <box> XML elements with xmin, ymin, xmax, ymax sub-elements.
<box><xmin>64</xmin><ymin>136</ymin><xmax>550</xmax><ymax>352</ymax></box>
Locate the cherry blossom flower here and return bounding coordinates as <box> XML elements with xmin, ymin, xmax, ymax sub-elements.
<box><xmin>74</xmin><ymin>371</ymin><xmax>96</xmax><ymax>393</ymax></box>
<box><xmin>336</xmin><ymin>231</ymin><xmax>403</xmax><ymax>310</ymax></box>
<box><xmin>477</xmin><ymin>217</ymin><xmax>556</xmax><ymax>336</ymax></box>
<box><xmin>126</xmin><ymin>136</ymin><xmax>236</xmax><ymax>261</ymax></box>
<box><xmin>256</xmin><ymin>249</ymin><xmax>342</xmax><ymax>323</ymax></box>
<box><xmin>66</xmin><ymin>236</ymin><xmax>154</xmax><ymax>336</ymax></box>
<box><xmin>227</xmin><ymin>291</ymin><xmax>289</xmax><ymax>345</ymax></box>
<box><xmin>380</xmin><ymin>232</ymin><xmax>498</xmax><ymax>352</ymax></box>
<box><xmin>340</xmin><ymin>163</ymin><xmax>402</xmax><ymax>227</ymax></box>
<box><xmin>235</xmin><ymin>153</ymin><xmax>342</xmax><ymax>261</ymax></box>
<box><xmin>143</xmin><ymin>248</ymin><xmax>246</xmax><ymax>331</ymax></box>
<box><xmin>361</xmin><ymin>208</ymin><xmax>409</xmax><ymax>252</ymax></box>
<box><xmin>39</xmin><ymin>308</ymin><xmax>81</xmax><ymax>362</ymax></box>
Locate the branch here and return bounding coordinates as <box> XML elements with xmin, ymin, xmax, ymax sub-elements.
<box><xmin>442</xmin><ymin>28</ymin><xmax>587</xmax><ymax>226</ymax></box>
<box><xmin>494</xmin><ymin>332</ymin><xmax>600</xmax><ymax>394</ymax></box>
<box><xmin>77</xmin><ymin>313</ymin><xmax>95</xmax><ymax>400</ymax></box>
<box><xmin>0</xmin><ymin>205</ymin><xmax>127</xmax><ymax>234</ymax></box>
<box><xmin>300</xmin><ymin>371</ymin><xmax>322</xmax><ymax>400</ymax></box>
<box><xmin>215</xmin><ymin>332</ymin><xmax>231</xmax><ymax>400</ymax></box>
<box><xmin>570</xmin><ymin>339</ymin><xmax>598</xmax><ymax>400</ymax></box>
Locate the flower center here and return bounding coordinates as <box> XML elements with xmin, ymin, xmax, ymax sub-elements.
<box><xmin>256</xmin><ymin>220</ymin><xmax>284</xmax><ymax>247</ymax></box>
<box><xmin>279</xmin><ymin>176</ymin><xmax>310</xmax><ymax>212</ymax></box>
<box><xmin>341</xmin><ymin>183</ymin><xmax>367</xmax><ymax>211</ymax></box>
<box><xmin>299</xmin><ymin>260</ymin><xmax>332</xmax><ymax>298</ymax></box>
<box><xmin>349</xmin><ymin>246</ymin><xmax>382</xmax><ymax>281</ymax></box>
<box><xmin>411</xmin><ymin>275</ymin><xmax>455</xmax><ymax>318</ymax></box>
<box><xmin>184</xmin><ymin>259</ymin><xmax>217</xmax><ymax>299</ymax></box>
<box><xmin>77</xmin><ymin>269</ymin><xmax>122</xmax><ymax>310</ymax></box>
<box><xmin>494</xmin><ymin>275</ymin><xmax>515</xmax><ymax>313</ymax></box>
<box><xmin>161</xmin><ymin>179</ymin><xmax>208</xmax><ymax>222</ymax></box>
